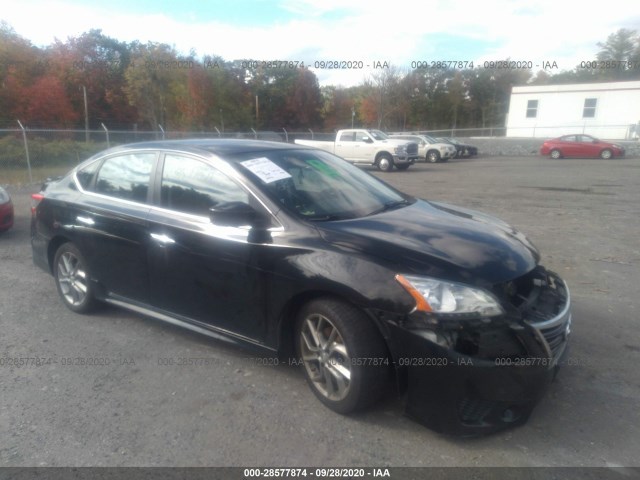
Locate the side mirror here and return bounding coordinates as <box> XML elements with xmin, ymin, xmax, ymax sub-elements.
<box><xmin>209</xmin><ymin>202</ymin><xmax>269</xmax><ymax>228</ymax></box>
<box><xmin>362</xmin><ymin>137</ymin><xmax>373</xmax><ymax>143</ymax></box>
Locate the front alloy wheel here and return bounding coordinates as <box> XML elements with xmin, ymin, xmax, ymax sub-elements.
<box><xmin>427</xmin><ymin>151</ymin><xmax>440</xmax><ymax>163</ymax></box>
<box><xmin>550</xmin><ymin>149</ymin><xmax>562</xmax><ymax>159</ymax></box>
<box><xmin>54</xmin><ymin>243</ymin><xmax>96</xmax><ymax>313</ymax></box>
<box><xmin>600</xmin><ymin>149</ymin><xmax>612</xmax><ymax>159</ymax></box>
<box><xmin>296</xmin><ymin>299</ymin><xmax>389</xmax><ymax>413</ymax></box>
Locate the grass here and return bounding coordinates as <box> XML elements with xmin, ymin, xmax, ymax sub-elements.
<box><xmin>0</xmin><ymin>164</ymin><xmax>76</xmax><ymax>186</ymax></box>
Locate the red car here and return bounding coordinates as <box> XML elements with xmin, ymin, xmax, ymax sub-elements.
<box><xmin>0</xmin><ymin>186</ymin><xmax>14</xmax><ymax>232</ymax></box>
<box><xmin>540</xmin><ymin>134</ymin><xmax>625</xmax><ymax>159</ymax></box>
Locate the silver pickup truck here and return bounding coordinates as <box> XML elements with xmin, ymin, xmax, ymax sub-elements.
<box><xmin>295</xmin><ymin>129</ymin><xmax>419</xmax><ymax>171</ymax></box>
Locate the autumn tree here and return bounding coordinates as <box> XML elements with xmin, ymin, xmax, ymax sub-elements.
<box><xmin>48</xmin><ymin>29</ymin><xmax>136</xmax><ymax>129</ymax></box>
<box><xmin>124</xmin><ymin>42</ymin><xmax>186</xmax><ymax>129</ymax></box>
<box><xmin>0</xmin><ymin>22</ymin><xmax>43</xmax><ymax>126</ymax></box>
<box><xmin>22</xmin><ymin>75</ymin><xmax>78</xmax><ymax>127</ymax></box>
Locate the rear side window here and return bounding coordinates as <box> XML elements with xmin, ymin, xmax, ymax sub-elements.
<box><xmin>339</xmin><ymin>132</ymin><xmax>354</xmax><ymax>142</ymax></box>
<box><xmin>160</xmin><ymin>154</ymin><xmax>249</xmax><ymax>216</ymax></box>
<box><xmin>94</xmin><ymin>153</ymin><xmax>155</xmax><ymax>203</ymax></box>
<box><xmin>76</xmin><ymin>160</ymin><xmax>100</xmax><ymax>190</ymax></box>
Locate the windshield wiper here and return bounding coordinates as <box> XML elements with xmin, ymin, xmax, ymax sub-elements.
<box><xmin>367</xmin><ymin>199</ymin><xmax>410</xmax><ymax>216</ymax></box>
<box><xmin>305</xmin><ymin>214</ymin><xmax>345</xmax><ymax>222</ymax></box>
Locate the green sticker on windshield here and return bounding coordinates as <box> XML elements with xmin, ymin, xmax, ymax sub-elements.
<box><xmin>306</xmin><ymin>159</ymin><xmax>340</xmax><ymax>178</ymax></box>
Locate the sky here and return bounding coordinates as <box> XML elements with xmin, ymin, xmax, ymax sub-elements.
<box><xmin>2</xmin><ymin>0</ymin><xmax>639</xmax><ymax>86</ymax></box>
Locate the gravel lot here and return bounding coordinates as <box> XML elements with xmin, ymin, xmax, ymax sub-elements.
<box><xmin>1</xmin><ymin>155</ymin><xmax>639</xmax><ymax>468</ymax></box>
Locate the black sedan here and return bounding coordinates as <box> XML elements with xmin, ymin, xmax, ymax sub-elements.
<box><xmin>31</xmin><ymin>139</ymin><xmax>570</xmax><ymax>435</ymax></box>
<box><xmin>437</xmin><ymin>137</ymin><xmax>479</xmax><ymax>157</ymax></box>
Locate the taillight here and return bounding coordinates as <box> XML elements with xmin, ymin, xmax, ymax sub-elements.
<box><xmin>31</xmin><ymin>193</ymin><xmax>44</xmax><ymax>216</ymax></box>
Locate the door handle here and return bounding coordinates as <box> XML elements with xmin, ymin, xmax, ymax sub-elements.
<box><xmin>76</xmin><ymin>216</ymin><xmax>95</xmax><ymax>226</ymax></box>
<box><xmin>150</xmin><ymin>233</ymin><xmax>175</xmax><ymax>245</ymax></box>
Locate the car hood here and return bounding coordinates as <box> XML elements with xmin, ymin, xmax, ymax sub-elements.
<box><xmin>316</xmin><ymin>200</ymin><xmax>540</xmax><ymax>286</ymax></box>
<box><xmin>380</xmin><ymin>139</ymin><xmax>414</xmax><ymax>147</ymax></box>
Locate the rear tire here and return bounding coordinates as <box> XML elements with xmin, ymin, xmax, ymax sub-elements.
<box><xmin>296</xmin><ymin>298</ymin><xmax>390</xmax><ymax>414</ymax></box>
<box><xmin>53</xmin><ymin>243</ymin><xmax>97</xmax><ymax>313</ymax></box>
<box><xmin>426</xmin><ymin>151</ymin><xmax>440</xmax><ymax>163</ymax></box>
<box><xmin>550</xmin><ymin>149</ymin><xmax>562</xmax><ymax>159</ymax></box>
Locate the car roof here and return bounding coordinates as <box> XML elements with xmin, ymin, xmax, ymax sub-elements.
<box><xmin>93</xmin><ymin>139</ymin><xmax>312</xmax><ymax>160</ymax></box>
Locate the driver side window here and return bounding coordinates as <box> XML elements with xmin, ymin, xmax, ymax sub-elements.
<box><xmin>160</xmin><ymin>154</ymin><xmax>249</xmax><ymax>217</ymax></box>
<box><xmin>355</xmin><ymin>132</ymin><xmax>370</xmax><ymax>142</ymax></box>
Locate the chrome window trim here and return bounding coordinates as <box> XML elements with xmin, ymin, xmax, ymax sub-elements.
<box><xmin>72</xmin><ymin>148</ymin><xmax>284</xmax><ymax>231</ymax></box>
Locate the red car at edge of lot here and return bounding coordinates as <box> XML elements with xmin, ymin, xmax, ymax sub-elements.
<box><xmin>540</xmin><ymin>134</ymin><xmax>625</xmax><ymax>159</ymax></box>
<box><xmin>0</xmin><ymin>186</ymin><xmax>14</xmax><ymax>233</ymax></box>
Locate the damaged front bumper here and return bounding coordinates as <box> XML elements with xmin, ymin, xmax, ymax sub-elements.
<box><xmin>384</xmin><ymin>268</ymin><xmax>571</xmax><ymax>436</ymax></box>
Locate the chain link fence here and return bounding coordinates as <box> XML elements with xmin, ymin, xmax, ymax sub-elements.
<box><xmin>1</xmin><ymin>124</ymin><xmax>637</xmax><ymax>185</ymax></box>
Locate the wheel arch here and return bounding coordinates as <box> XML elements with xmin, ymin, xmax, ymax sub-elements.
<box><xmin>47</xmin><ymin>235</ymin><xmax>73</xmax><ymax>274</ymax></box>
<box><xmin>275</xmin><ymin>290</ymin><xmax>394</xmax><ymax>363</ymax></box>
<box><xmin>374</xmin><ymin>150</ymin><xmax>393</xmax><ymax>163</ymax></box>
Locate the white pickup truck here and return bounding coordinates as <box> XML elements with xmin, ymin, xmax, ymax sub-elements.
<box><xmin>294</xmin><ymin>129</ymin><xmax>419</xmax><ymax>171</ymax></box>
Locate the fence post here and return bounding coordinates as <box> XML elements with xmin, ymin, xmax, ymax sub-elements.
<box><xmin>308</xmin><ymin>128</ymin><xmax>314</xmax><ymax>140</ymax></box>
<box><xmin>282</xmin><ymin>128</ymin><xmax>288</xmax><ymax>143</ymax></box>
<box><xmin>214</xmin><ymin>127</ymin><xmax>221</xmax><ymax>137</ymax></box>
<box><xmin>251</xmin><ymin>128</ymin><xmax>257</xmax><ymax>139</ymax></box>
<box><xmin>16</xmin><ymin>120</ymin><xmax>33</xmax><ymax>184</ymax></box>
<box><xmin>101</xmin><ymin>123</ymin><xmax>110</xmax><ymax>147</ymax></box>
<box><xmin>158</xmin><ymin>124</ymin><xmax>165</xmax><ymax>140</ymax></box>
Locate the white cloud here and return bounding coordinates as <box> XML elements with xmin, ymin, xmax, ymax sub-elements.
<box><xmin>1</xmin><ymin>0</ymin><xmax>637</xmax><ymax>86</ymax></box>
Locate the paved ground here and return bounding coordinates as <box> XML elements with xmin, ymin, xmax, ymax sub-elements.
<box><xmin>1</xmin><ymin>155</ymin><xmax>639</xmax><ymax>467</ymax></box>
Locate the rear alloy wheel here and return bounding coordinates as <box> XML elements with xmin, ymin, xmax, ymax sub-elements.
<box><xmin>427</xmin><ymin>151</ymin><xmax>440</xmax><ymax>163</ymax></box>
<box><xmin>550</xmin><ymin>149</ymin><xmax>562</xmax><ymax>159</ymax></box>
<box><xmin>600</xmin><ymin>149</ymin><xmax>613</xmax><ymax>159</ymax></box>
<box><xmin>54</xmin><ymin>243</ymin><xmax>96</xmax><ymax>313</ymax></box>
<box><xmin>296</xmin><ymin>298</ymin><xmax>389</xmax><ymax>413</ymax></box>
<box><xmin>376</xmin><ymin>153</ymin><xmax>394</xmax><ymax>172</ymax></box>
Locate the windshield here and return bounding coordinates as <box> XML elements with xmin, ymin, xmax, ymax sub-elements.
<box><xmin>232</xmin><ymin>149</ymin><xmax>411</xmax><ymax>221</ymax></box>
<box><xmin>369</xmin><ymin>130</ymin><xmax>389</xmax><ymax>140</ymax></box>
<box><xmin>423</xmin><ymin>134</ymin><xmax>438</xmax><ymax>143</ymax></box>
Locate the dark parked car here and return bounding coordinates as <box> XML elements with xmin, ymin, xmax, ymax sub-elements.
<box><xmin>31</xmin><ymin>139</ymin><xmax>571</xmax><ymax>435</ymax></box>
<box><xmin>540</xmin><ymin>134</ymin><xmax>625</xmax><ymax>159</ymax></box>
<box><xmin>0</xmin><ymin>186</ymin><xmax>14</xmax><ymax>232</ymax></box>
<box><xmin>437</xmin><ymin>137</ymin><xmax>478</xmax><ymax>157</ymax></box>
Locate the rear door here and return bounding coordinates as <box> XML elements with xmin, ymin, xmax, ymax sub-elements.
<box><xmin>334</xmin><ymin>131</ymin><xmax>355</xmax><ymax>160</ymax></box>
<box><xmin>73</xmin><ymin>151</ymin><xmax>157</xmax><ymax>303</ymax></box>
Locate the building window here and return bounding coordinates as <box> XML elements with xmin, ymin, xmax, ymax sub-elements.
<box><xmin>583</xmin><ymin>98</ymin><xmax>597</xmax><ymax>118</ymax></box>
<box><xmin>526</xmin><ymin>99</ymin><xmax>538</xmax><ymax>118</ymax></box>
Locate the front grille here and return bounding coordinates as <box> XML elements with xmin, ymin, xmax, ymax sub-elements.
<box><xmin>406</xmin><ymin>143</ymin><xmax>418</xmax><ymax>155</ymax></box>
<box><xmin>458</xmin><ymin>397</ymin><xmax>494</xmax><ymax>425</ymax></box>
<box><xmin>498</xmin><ymin>267</ymin><xmax>571</xmax><ymax>360</ymax></box>
<box><xmin>540</xmin><ymin>315</ymin><xmax>571</xmax><ymax>358</ymax></box>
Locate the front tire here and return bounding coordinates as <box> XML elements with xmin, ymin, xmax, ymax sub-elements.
<box><xmin>296</xmin><ymin>298</ymin><xmax>390</xmax><ymax>414</ymax></box>
<box><xmin>53</xmin><ymin>243</ymin><xmax>96</xmax><ymax>313</ymax></box>
<box><xmin>376</xmin><ymin>153</ymin><xmax>394</xmax><ymax>172</ymax></box>
<box><xmin>600</xmin><ymin>149</ymin><xmax>612</xmax><ymax>159</ymax></box>
<box><xmin>550</xmin><ymin>149</ymin><xmax>562</xmax><ymax>159</ymax></box>
<box><xmin>426</xmin><ymin>150</ymin><xmax>440</xmax><ymax>163</ymax></box>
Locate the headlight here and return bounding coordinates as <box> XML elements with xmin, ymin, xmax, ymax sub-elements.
<box><xmin>395</xmin><ymin>274</ymin><xmax>504</xmax><ymax>317</ymax></box>
<box><xmin>394</xmin><ymin>145</ymin><xmax>407</xmax><ymax>154</ymax></box>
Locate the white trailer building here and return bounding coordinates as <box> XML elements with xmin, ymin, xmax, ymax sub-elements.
<box><xmin>506</xmin><ymin>80</ymin><xmax>640</xmax><ymax>139</ymax></box>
